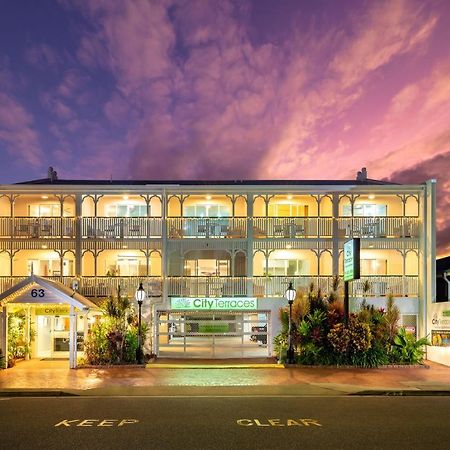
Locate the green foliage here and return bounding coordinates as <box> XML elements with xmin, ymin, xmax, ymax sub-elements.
<box><xmin>273</xmin><ymin>285</ymin><xmax>429</xmax><ymax>368</ymax></box>
<box><xmin>391</xmin><ymin>328</ymin><xmax>430</xmax><ymax>364</ymax></box>
<box><xmin>0</xmin><ymin>348</ymin><xmax>6</xmax><ymax>369</ymax></box>
<box><xmin>7</xmin><ymin>310</ymin><xmax>35</xmax><ymax>364</ymax></box>
<box><xmin>84</xmin><ymin>291</ymin><xmax>147</xmax><ymax>365</ymax></box>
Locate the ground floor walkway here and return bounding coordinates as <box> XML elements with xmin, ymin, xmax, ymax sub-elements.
<box><xmin>1</xmin><ymin>359</ymin><xmax>450</xmax><ymax>396</ymax></box>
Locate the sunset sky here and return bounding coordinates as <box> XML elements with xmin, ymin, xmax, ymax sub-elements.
<box><xmin>0</xmin><ymin>0</ymin><xmax>449</xmax><ymax>255</ymax></box>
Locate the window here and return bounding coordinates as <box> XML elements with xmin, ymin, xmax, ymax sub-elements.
<box><xmin>343</xmin><ymin>203</ymin><xmax>387</xmax><ymax>217</ymax></box>
<box><xmin>266</xmin><ymin>259</ymin><xmax>305</xmax><ymax>276</ymax></box>
<box><xmin>183</xmin><ymin>259</ymin><xmax>230</xmax><ymax>276</ymax></box>
<box><xmin>29</xmin><ymin>204</ymin><xmax>61</xmax><ymax>217</ymax></box>
<box><xmin>106</xmin><ymin>255</ymin><xmax>147</xmax><ymax>276</ymax></box>
<box><xmin>361</xmin><ymin>259</ymin><xmax>387</xmax><ymax>275</ymax></box>
<box><xmin>27</xmin><ymin>258</ymin><xmax>74</xmax><ymax>276</ymax></box>
<box><xmin>268</xmin><ymin>204</ymin><xmax>308</xmax><ymax>217</ymax></box>
<box><xmin>106</xmin><ymin>203</ymin><xmax>147</xmax><ymax>217</ymax></box>
<box><xmin>184</xmin><ymin>204</ymin><xmax>230</xmax><ymax>217</ymax></box>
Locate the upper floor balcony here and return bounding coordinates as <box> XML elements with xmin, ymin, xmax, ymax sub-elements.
<box><xmin>81</xmin><ymin>217</ymin><xmax>162</xmax><ymax>239</ymax></box>
<box><xmin>0</xmin><ymin>274</ymin><xmax>419</xmax><ymax>299</ymax></box>
<box><xmin>0</xmin><ymin>217</ymin><xmax>77</xmax><ymax>239</ymax></box>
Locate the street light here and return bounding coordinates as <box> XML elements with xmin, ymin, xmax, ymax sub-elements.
<box><xmin>135</xmin><ymin>282</ymin><xmax>146</xmax><ymax>364</ymax></box>
<box><xmin>285</xmin><ymin>281</ymin><xmax>296</xmax><ymax>364</ymax></box>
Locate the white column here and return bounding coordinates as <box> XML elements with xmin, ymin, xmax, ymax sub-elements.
<box><xmin>332</xmin><ymin>193</ymin><xmax>340</xmax><ymax>276</ymax></box>
<box><xmin>246</xmin><ymin>194</ymin><xmax>254</xmax><ymax>297</ymax></box>
<box><xmin>0</xmin><ymin>307</ymin><xmax>8</xmax><ymax>368</ymax></box>
<box><xmin>69</xmin><ymin>305</ymin><xmax>77</xmax><ymax>369</ymax></box>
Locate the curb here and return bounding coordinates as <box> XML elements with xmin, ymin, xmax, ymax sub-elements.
<box><xmin>283</xmin><ymin>364</ymin><xmax>430</xmax><ymax>369</ymax></box>
<box><xmin>351</xmin><ymin>390</ymin><xmax>450</xmax><ymax>396</ymax></box>
<box><xmin>0</xmin><ymin>390</ymin><xmax>78</xmax><ymax>397</ymax></box>
<box><xmin>145</xmin><ymin>363</ymin><xmax>283</xmax><ymax>369</ymax></box>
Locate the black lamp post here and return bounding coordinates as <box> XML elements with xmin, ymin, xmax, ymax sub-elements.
<box><xmin>285</xmin><ymin>281</ymin><xmax>296</xmax><ymax>364</ymax></box>
<box><xmin>135</xmin><ymin>282</ymin><xmax>146</xmax><ymax>364</ymax></box>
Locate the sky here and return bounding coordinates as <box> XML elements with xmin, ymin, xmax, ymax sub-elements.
<box><xmin>0</xmin><ymin>0</ymin><xmax>449</xmax><ymax>255</ymax></box>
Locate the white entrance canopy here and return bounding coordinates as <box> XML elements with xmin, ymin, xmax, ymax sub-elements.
<box><xmin>0</xmin><ymin>274</ymin><xmax>97</xmax><ymax>310</ymax></box>
<box><xmin>0</xmin><ymin>275</ymin><xmax>98</xmax><ymax>368</ymax></box>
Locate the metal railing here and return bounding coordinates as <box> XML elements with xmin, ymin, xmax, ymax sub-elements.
<box><xmin>167</xmin><ymin>217</ymin><xmax>247</xmax><ymax>239</ymax></box>
<box><xmin>0</xmin><ymin>274</ymin><xmax>418</xmax><ymax>298</ymax></box>
<box><xmin>81</xmin><ymin>217</ymin><xmax>162</xmax><ymax>238</ymax></box>
<box><xmin>252</xmin><ymin>217</ymin><xmax>333</xmax><ymax>238</ymax></box>
<box><xmin>336</xmin><ymin>216</ymin><xmax>420</xmax><ymax>238</ymax></box>
<box><xmin>0</xmin><ymin>217</ymin><xmax>76</xmax><ymax>238</ymax></box>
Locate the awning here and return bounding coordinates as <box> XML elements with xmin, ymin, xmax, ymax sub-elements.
<box><xmin>0</xmin><ymin>274</ymin><xmax>98</xmax><ymax>311</ymax></box>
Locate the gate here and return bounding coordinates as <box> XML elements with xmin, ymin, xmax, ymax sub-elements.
<box><xmin>156</xmin><ymin>310</ymin><xmax>271</xmax><ymax>358</ymax></box>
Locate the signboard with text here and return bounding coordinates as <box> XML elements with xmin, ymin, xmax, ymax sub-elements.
<box><xmin>171</xmin><ymin>297</ymin><xmax>258</xmax><ymax>311</ymax></box>
<box><xmin>344</xmin><ymin>238</ymin><xmax>360</xmax><ymax>282</ymax></box>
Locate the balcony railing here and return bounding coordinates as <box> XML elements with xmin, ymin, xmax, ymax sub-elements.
<box><xmin>80</xmin><ymin>276</ymin><xmax>162</xmax><ymax>297</ymax></box>
<box><xmin>0</xmin><ymin>217</ymin><xmax>76</xmax><ymax>238</ymax></box>
<box><xmin>81</xmin><ymin>217</ymin><xmax>162</xmax><ymax>239</ymax></box>
<box><xmin>167</xmin><ymin>276</ymin><xmax>248</xmax><ymax>297</ymax></box>
<box><xmin>252</xmin><ymin>217</ymin><xmax>333</xmax><ymax>238</ymax></box>
<box><xmin>167</xmin><ymin>217</ymin><xmax>247</xmax><ymax>239</ymax></box>
<box><xmin>0</xmin><ymin>275</ymin><xmax>418</xmax><ymax>299</ymax></box>
<box><xmin>336</xmin><ymin>216</ymin><xmax>420</xmax><ymax>238</ymax></box>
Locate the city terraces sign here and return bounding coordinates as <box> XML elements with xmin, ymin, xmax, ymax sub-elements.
<box><xmin>171</xmin><ymin>297</ymin><xmax>258</xmax><ymax>311</ymax></box>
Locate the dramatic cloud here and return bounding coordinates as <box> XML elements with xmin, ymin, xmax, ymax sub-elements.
<box><xmin>386</xmin><ymin>151</ymin><xmax>450</xmax><ymax>256</ymax></box>
<box><xmin>0</xmin><ymin>0</ymin><xmax>449</xmax><ymax>255</ymax></box>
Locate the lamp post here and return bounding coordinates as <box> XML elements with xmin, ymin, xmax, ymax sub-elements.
<box><xmin>285</xmin><ymin>281</ymin><xmax>296</xmax><ymax>364</ymax></box>
<box><xmin>135</xmin><ymin>282</ymin><xmax>146</xmax><ymax>364</ymax></box>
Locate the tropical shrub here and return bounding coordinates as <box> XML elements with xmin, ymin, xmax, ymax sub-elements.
<box><xmin>391</xmin><ymin>328</ymin><xmax>430</xmax><ymax>364</ymax></box>
<box><xmin>273</xmin><ymin>285</ymin><xmax>428</xmax><ymax>367</ymax></box>
<box><xmin>83</xmin><ymin>290</ymin><xmax>147</xmax><ymax>365</ymax></box>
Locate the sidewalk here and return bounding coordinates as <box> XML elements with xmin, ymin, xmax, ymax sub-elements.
<box><xmin>0</xmin><ymin>359</ymin><xmax>449</xmax><ymax>396</ymax></box>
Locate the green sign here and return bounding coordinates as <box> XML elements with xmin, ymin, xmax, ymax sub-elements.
<box><xmin>344</xmin><ymin>238</ymin><xmax>360</xmax><ymax>282</ymax></box>
<box><xmin>171</xmin><ymin>297</ymin><xmax>258</xmax><ymax>311</ymax></box>
<box><xmin>442</xmin><ymin>310</ymin><xmax>450</xmax><ymax>317</ymax></box>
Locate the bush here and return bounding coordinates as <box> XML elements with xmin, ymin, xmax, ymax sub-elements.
<box><xmin>83</xmin><ymin>291</ymin><xmax>147</xmax><ymax>365</ymax></box>
<box><xmin>273</xmin><ymin>285</ymin><xmax>428</xmax><ymax>368</ymax></box>
<box><xmin>391</xmin><ymin>328</ymin><xmax>430</xmax><ymax>365</ymax></box>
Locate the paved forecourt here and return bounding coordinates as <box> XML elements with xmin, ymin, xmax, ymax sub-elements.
<box><xmin>0</xmin><ymin>396</ymin><xmax>449</xmax><ymax>449</ymax></box>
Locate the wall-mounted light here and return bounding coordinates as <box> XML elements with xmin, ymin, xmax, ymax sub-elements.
<box><xmin>287</xmin><ymin>195</ymin><xmax>293</xmax><ymax>200</ymax></box>
<box><xmin>368</xmin><ymin>194</ymin><xmax>375</xmax><ymax>200</ymax></box>
<box><xmin>41</xmin><ymin>195</ymin><xmax>48</xmax><ymax>199</ymax></box>
<box><xmin>123</xmin><ymin>195</ymin><xmax>129</xmax><ymax>200</ymax></box>
<box><xmin>205</xmin><ymin>195</ymin><xmax>212</xmax><ymax>200</ymax></box>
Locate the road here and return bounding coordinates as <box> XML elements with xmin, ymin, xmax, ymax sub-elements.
<box><xmin>0</xmin><ymin>395</ymin><xmax>448</xmax><ymax>449</ymax></box>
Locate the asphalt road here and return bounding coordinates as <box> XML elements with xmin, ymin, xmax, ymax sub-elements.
<box><xmin>0</xmin><ymin>395</ymin><xmax>449</xmax><ymax>450</ymax></box>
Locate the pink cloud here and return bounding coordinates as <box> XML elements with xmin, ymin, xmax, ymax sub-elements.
<box><xmin>0</xmin><ymin>92</ymin><xmax>42</xmax><ymax>167</ymax></box>
<box><xmin>25</xmin><ymin>44</ymin><xmax>60</xmax><ymax>68</ymax></box>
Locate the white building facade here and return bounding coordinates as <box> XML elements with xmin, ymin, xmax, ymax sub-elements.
<box><xmin>0</xmin><ymin>173</ymin><xmax>439</xmax><ymax>363</ymax></box>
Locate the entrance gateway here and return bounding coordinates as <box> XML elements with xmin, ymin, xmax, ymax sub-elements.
<box><xmin>0</xmin><ymin>275</ymin><xmax>98</xmax><ymax>368</ymax></box>
<box><xmin>156</xmin><ymin>297</ymin><xmax>271</xmax><ymax>358</ymax></box>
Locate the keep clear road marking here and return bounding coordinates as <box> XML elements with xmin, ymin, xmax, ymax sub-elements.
<box><xmin>55</xmin><ymin>419</ymin><xmax>139</xmax><ymax>427</ymax></box>
<box><xmin>237</xmin><ymin>418</ymin><xmax>322</xmax><ymax>427</ymax></box>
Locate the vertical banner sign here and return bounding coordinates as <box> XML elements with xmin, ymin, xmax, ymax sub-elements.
<box><xmin>344</xmin><ymin>238</ymin><xmax>360</xmax><ymax>282</ymax></box>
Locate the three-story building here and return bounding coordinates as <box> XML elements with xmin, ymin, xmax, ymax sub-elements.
<box><xmin>0</xmin><ymin>169</ymin><xmax>437</xmax><ymax>363</ymax></box>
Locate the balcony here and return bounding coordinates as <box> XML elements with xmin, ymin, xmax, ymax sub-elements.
<box><xmin>167</xmin><ymin>276</ymin><xmax>248</xmax><ymax>297</ymax></box>
<box><xmin>336</xmin><ymin>217</ymin><xmax>420</xmax><ymax>238</ymax></box>
<box><xmin>81</xmin><ymin>217</ymin><xmax>162</xmax><ymax>239</ymax></box>
<box><xmin>167</xmin><ymin>217</ymin><xmax>247</xmax><ymax>239</ymax></box>
<box><xmin>0</xmin><ymin>275</ymin><xmax>418</xmax><ymax>299</ymax></box>
<box><xmin>0</xmin><ymin>217</ymin><xmax>76</xmax><ymax>238</ymax></box>
<box><xmin>252</xmin><ymin>217</ymin><xmax>333</xmax><ymax>238</ymax></box>
<box><xmin>0</xmin><ymin>276</ymin><xmax>162</xmax><ymax>299</ymax></box>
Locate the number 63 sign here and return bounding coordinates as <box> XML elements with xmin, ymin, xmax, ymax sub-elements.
<box><xmin>31</xmin><ymin>288</ymin><xmax>45</xmax><ymax>298</ymax></box>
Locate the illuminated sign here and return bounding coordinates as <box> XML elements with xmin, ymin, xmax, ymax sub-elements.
<box><xmin>344</xmin><ymin>238</ymin><xmax>360</xmax><ymax>282</ymax></box>
<box><xmin>171</xmin><ymin>297</ymin><xmax>258</xmax><ymax>310</ymax></box>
